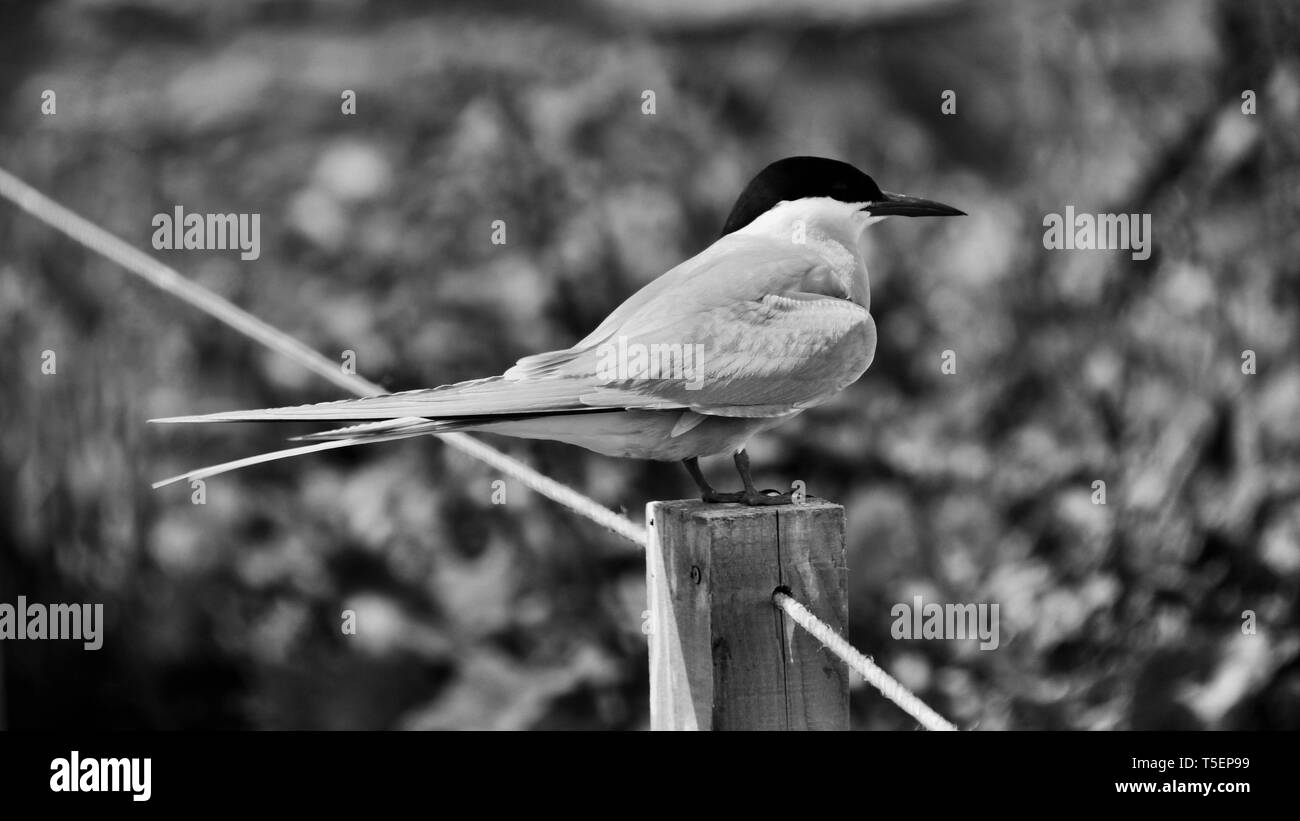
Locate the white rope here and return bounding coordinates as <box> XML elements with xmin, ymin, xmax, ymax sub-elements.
<box><xmin>773</xmin><ymin>590</ymin><xmax>958</xmax><ymax>731</ymax></box>
<box><xmin>0</xmin><ymin>166</ymin><xmax>649</xmax><ymax>549</ymax></box>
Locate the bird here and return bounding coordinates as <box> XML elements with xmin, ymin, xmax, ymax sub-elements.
<box><xmin>151</xmin><ymin>156</ymin><xmax>964</xmax><ymax>504</ymax></box>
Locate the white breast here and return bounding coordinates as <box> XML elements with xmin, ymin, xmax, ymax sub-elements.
<box><xmin>737</xmin><ymin>197</ymin><xmax>872</xmax><ymax>310</ymax></box>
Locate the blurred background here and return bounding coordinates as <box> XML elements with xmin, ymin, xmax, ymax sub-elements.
<box><xmin>1</xmin><ymin>0</ymin><xmax>1298</xmax><ymax>730</ymax></box>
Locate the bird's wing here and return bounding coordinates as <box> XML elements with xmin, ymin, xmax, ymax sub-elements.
<box><xmin>504</xmin><ymin>232</ymin><xmax>845</xmax><ymax>379</ymax></box>
<box><xmin>151</xmin><ymin>234</ymin><xmax>857</xmax><ymax>426</ymax></box>
<box><xmin>542</xmin><ymin>233</ymin><xmax>877</xmax><ymax>415</ymax></box>
<box><xmin>585</xmin><ymin>294</ymin><xmax>874</xmax><ymax>415</ymax></box>
<box><xmin>153</xmin><ymin>234</ymin><xmax>872</xmax><ymax>427</ymax></box>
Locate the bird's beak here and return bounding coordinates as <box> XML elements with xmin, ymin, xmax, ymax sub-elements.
<box><xmin>862</xmin><ymin>191</ymin><xmax>965</xmax><ymax>217</ymax></box>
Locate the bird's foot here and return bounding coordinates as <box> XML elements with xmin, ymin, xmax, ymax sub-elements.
<box><xmin>700</xmin><ymin>488</ymin><xmax>796</xmax><ymax>505</ymax></box>
<box><xmin>741</xmin><ymin>488</ymin><xmax>795</xmax><ymax>506</ymax></box>
<box><xmin>688</xmin><ymin>455</ymin><xmax>801</xmax><ymax>506</ymax></box>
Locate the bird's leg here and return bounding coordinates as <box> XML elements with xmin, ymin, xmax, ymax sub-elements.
<box><xmin>733</xmin><ymin>449</ymin><xmax>795</xmax><ymax>506</ymax></box>
<box><xmin>682</xmin><ymin>457</ymin><xmax>744</xmax><ymax>503</ymax></box>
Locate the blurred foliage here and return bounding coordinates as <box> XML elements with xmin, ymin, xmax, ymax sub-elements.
<box><xmin>0</xmin><ymin>0</ymin><xmax>1298</xmax><ymax>730</ymax></box>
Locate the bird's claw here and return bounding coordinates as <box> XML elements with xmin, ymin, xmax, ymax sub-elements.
<box><xmin>700</xmin><ymin>488</ymin><xmax>797</xmax><ymax>506</ymax></box>
<box><xmin>742</xmin><ymin>489</ymin><xmax>795</xmax><ymax>506</ymax></box>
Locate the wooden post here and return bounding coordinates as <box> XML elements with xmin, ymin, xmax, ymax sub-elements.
<box><xmin>646</xmin><ymin>499</ymin><xmax>849</xmax><ymax>730</ymax></box>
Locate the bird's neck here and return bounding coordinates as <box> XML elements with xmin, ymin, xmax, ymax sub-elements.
<box><xmin>737</xmin><ymin>199</ymin><xmax>871</xmax><ymax>309</ymax></box>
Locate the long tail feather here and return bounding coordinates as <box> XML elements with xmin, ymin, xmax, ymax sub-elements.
<box><xmin>288</xmin><ymin>416</ymin><xmax>440</xmax><ymax>441</ymax></box>
<box><xmin>290</xmin><ymin>408</ymin><xmax>621</xmax><ymax>442</ymax></box>
<box><xmin>147</xmin><ymin>366</ymin><xmax>680</xmax><ymax>486</ymax></box>
<box><xmin>149</xmin><ymin>375</ymin><xmax>605</xmax><ymax>423</ymax></box>
<box><xmin>151</xmin><ymin>429</ymin><xmax>431</xmax><ymax>488</ymax></box>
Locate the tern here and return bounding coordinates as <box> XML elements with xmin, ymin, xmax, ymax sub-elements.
<box><xmin>152</xmin><ymin>157</ymin><xmax>963</xmax><ymax>504</ymax></box>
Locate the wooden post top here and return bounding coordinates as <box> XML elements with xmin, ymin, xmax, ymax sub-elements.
<box><xmin>648</xmin><ymin>497</ymin><xmax>845</xmax><ymax>520</ymax></box>
<box><xmin>646</xmin><ymin>498</ymin><xmax>849</xmax><ymax>731</ymax></box>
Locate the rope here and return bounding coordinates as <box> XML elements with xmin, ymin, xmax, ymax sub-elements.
<box><xmin>0</xmin><ymin>166</ymin><xmax>648</xmax><ymax>549</ymax></box>
<box><xmin>774</xmin><ymin>590</ymin><xmax>958</xmax><ymax>731</ymax></box>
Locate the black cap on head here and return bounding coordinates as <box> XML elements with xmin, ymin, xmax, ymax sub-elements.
<box><xmin>721</xmin><ymin>156</ymin><xmax>885</xmax><ymax>235</ymax></box>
